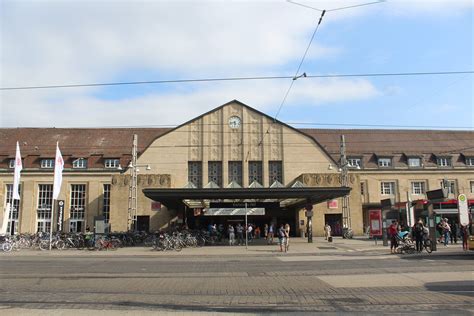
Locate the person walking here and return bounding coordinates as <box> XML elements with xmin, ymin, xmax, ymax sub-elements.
<box><xmin>228</xmin><ymin>224</ymin><xmax>235</xmax><ymax>246</ymax></box>
<box><xmin>413</xmin><ymin>218</ymin><xmax>424</xmax><ymax>252</ymax></box>
<box><xmin>278</xmin><ymin>224</ymin><xmax>286</xmax><ymax>252</ymax></box>
<box><xmin>284</xmin><ymin>223</ymin><xmax>290</xmax><ymax>252</ymax></box>
<box><xmin>388</xmin><ymin>220</ymin><xmax>399</xmax><ymax>254</ymax></box>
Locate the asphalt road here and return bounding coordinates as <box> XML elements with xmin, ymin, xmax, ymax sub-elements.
<box><xmin>0</xmin><ymin>251</ymin><xmax>473</xmax><ymax>315</ymax></box>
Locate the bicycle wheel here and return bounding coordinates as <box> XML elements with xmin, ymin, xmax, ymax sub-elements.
<box><xmin>55</xmin><ymin>240</ymin><xmax>65</xmax><ymax>250</ymax></box>
<box><xmin>39</xmin><ymin>240</ymin><xmax>50</xmax><ymax>251</ymax></box>
<box><xmin>424</xmin><ymin>240</ymin><xmax>432</xmax><ymax>253</ymax></box>
<box><xmin>2</xmin><ymin>242</ymin><xmax>12</xmax><ymax>252</ymax></box>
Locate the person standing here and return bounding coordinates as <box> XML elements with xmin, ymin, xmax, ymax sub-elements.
<box><xmin>388</xmin><ymin>220</ymin><xmax>399</xmax><ymax>254</ymax></box>
<box><xmin>228</xmin><ymin>224</ymin><xmax>235</xmax><ymax>246</ymax></box>
<box><xmin>254</xmin><ymin>226</ymin><xmax>261</xmax><ymax>239</ymax></box>
<box><xmin>278</xmin><ymin>224</ymin><xmax>286</xmax><ymax>252</ymax></box>
<box><xmin>460</xmin><ymin>225</ymin><xmax>469</xmax><ymax>251</ymax></box>
<box><xmin>442</xmin><ymin>218</ymin><xmax>451</xmax><ymax>247</ymax></box>
<box><xmin>268</xmin><ymin>224</ymin><xmax>274</xmax><ymax>244</ymax></box>
<box><xmin>413</xmin><ymin>218</ymin><xmax>424</xmax><ymax>252</ymax></box>
<box><xmin>284</xmin><ymin>223</ymin><xmax>290</xmax><ymax>252</ymax></box>
<box><xmin>236</xmin><ymin>223</ymin><xmax>244</xmax><ymax>246</ymax></box>
<box><xmin>247</xmin><ymin>224</ymin><xmax>253</xmax><ymax>242</ymax></box>
<box><xmin>324</xmin><ymin>223</ymin><xmax>331</xmax><ymax>240</ymax></box>
<box><xmin>450</xmin><ymin>221</ymin><xmax>458</xmax><ymax>244</ymax></box>
<box><xmin>264</xmin><ymin>224</ymin><xmax>268</xmax><ymax>241</ymax></box>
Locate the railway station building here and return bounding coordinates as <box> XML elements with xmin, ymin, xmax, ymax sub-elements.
<box><xmin>1</xmin><ymin>100</ymin><xmax>473</xmax><ymax>237</ymax></box>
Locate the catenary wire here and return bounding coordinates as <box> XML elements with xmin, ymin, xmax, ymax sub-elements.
<box><xmin>1</xmin><ymin>71</ymin><xmax>472</xmax><ymax>91</ymax></box>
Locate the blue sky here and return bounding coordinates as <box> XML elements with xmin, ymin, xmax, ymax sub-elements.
<box><xmin>0</xmin><ymin>0</ymin><xmax>472</xmax><ymax>129</ymax></box>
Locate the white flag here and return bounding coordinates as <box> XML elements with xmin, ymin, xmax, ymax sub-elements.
<box><xmin>52</xmin><ymin>142</ymin><xmax>64</xmax><ymax>200</ymax></box>
<box><xmin>13</xmin><ymin>141</ymin><xmax>22</xmax><ymax>200</ymax></box>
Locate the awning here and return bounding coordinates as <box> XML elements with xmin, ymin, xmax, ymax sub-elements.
<box><xmin>143</xmin><ymin>186</ymin><xmax>351</xmax><ymax>210</ymax></box>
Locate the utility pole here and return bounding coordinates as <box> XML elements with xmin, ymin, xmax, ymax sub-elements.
<box><xmin>340</xmin><ymin>135</ymin><xmax>352</xmax><ymax>234</ymax></box>
<box><xmin>127</xmin><ymin>134</ymin><xmax>138</xmax><ymax>232</ymax></box>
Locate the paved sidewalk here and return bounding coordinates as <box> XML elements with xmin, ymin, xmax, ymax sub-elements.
<box><xmin>3</xmin><ymin>236</ymin><xmax>470</xmax><ymax>257</ymax></box>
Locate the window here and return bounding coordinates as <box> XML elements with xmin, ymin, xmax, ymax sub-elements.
<box><xmin>466</xmin><ymin>157</ymin><xmax>474</xmax><ymax>167</ymax></box>
<box><xmin>440</xmin><ymin>180</ymin><xmax>456</xmax><ymax>195</ymax></box>
<box><xmin>411</xmin><ymin>181</ymin><xmax>426</xmax><ymax>195</ymax></box>
<box><xmin>37</xmin><ymin>184</ymin><xmax>53</xmax><ymax>233</ymax></box>
<box><xmin>73</xmin><ymin>158</ymin><xmax>87</xmax><ymax>169</ymax></box>
<box><xmin>378</xmin><ymin>158</ymin><xmax>392</xmax><ymax>167</ymax></box>
<box><xmin>208</xmin><ymin>161</ymin><xmax>222</xmax><ymax>187</ymax></box>
<box><xmin>70</xmin><ymin>184</ymin><xmax>86</xmax><ymax>232</ymax></box>
<box><xmin>436</xmin><ymin>157</ymin><xmax>451</xmax><ymax>167</ymax></box>
<box><xmin>348</xmin><ymin>158</ymin><xmax>361</xmax><ymax>168</ymax></box>
<box><xmin>471</xmin><ymin>181</ymin><xmax>474</xmax><ymax>193</ymax></box>
<box><xmin>248</xmin><ymin>161</ymin><xmax>263</xmax><ymax>185</ymax></box>
<box><xmin>408</xmin><ymin>158</ymin><xmax>421</xmax><ymax>168</ymax></box>
<box><xmin>104</xmin><ymin>159</ymin><xmax>120</xmax><ymax>168</ymax></box>
<box><xmin>8</xmin><ymin>159</ymin><xmax>15</xmax><ymax>169</ymax></box>
<box><xmin>41</xmin><ymin>159</ymin><xmax>54</xmax><ymax>168</ymax></box>
<box><xmin>5</xmin><ymin>184</ymin><xmax>20</xmax><ymax>234</ymax></box>
<box><xmin>188</xmin><ymin>161</ymin><xmax>202</xmax><ymax>188</ymax></box>
<box><xmin>103</xmin><ymin>184</ymin><xmax>111</xmax><ymax>223</ymax></box>
<box><xmin>269</xmin><ymin>161</ymin><xmax>283</xmax><ymax>184</ymax></box>
<box><xmin>228</xmin><ymin>161</ymin><xmax>242</xmax><ymax>186</ymax></box>
<box><xmin>380</xmin><ymin>182</ymin><xmax>395</xmax><ymax>195</ymax></box>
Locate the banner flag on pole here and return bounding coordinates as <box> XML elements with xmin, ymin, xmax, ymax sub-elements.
<box><xmin>52</xmin><ymin>142</ymin><xmax>64</xmax><ymax>200</ymax></box>
<box><xmin>13</xmin><ymin>141</ymin><xmax>22</xmax><ymax>200</ymax></box>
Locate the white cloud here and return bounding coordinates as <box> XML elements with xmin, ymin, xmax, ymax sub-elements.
<box><xmin>1</xmin><ymin>77</ymin><xmax>379</xmax><ymax>127</ymax></box>
<box><xmin>1</xmin><ymin>0</ymin><xmax>471</xmax><ymax>127</ymax></box>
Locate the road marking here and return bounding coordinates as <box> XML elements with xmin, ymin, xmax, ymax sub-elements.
<box><xmin>278</xmin><ymin>255</ymin><xmax>394</xmax><ymax>262</ymax></box>
<box><xmin>317</xmin><ymin>271</ymin><xmax>473</xmax><ymax>288</ymax></box>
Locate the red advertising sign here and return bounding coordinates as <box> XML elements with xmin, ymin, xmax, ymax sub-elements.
<box><xmin>369</xmin><ymin>209</ymin><xmax>382</xmax><ymax>237</ymax></box>
<box><xmin>151</xmin><ymin>202</ymin><xmax>161</xmax><ymax>211</ymax></box>
<box><xmin>327</xmin><ymin>199</ymin><xmax>338</xmax><ymax>209</ymax></box>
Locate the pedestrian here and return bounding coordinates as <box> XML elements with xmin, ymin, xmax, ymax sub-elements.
<box><xmin>413</xmin><ymin>218</ymin><xmax>424</xmax><ymax>252</ymax></box>
<box><xmin>442</xmin><ymin>218</ymin><xmax>451</xmax><ymax>247</ymax></box>
<box><xmin>450</xmin><ymin>221</ymin><xmax>458</xmax><ymax>244</ymax></box>
<box><xmin>236</xmin><ymin>223</ymin><xmax>244</xmax><ymax>245</ymax></box>
<box><xmin>436</xmin><ymin>221</ymin><xmax>444</xmax><ymax>244</ymax></box>
<box><xmin>268</xmin><ymin>224</ymin><xmax>274</xmax><ymax>244</ymax></box>
<box><xmin>460</xmin><ymin>225</ymin><xmax>469</xmax><ymax>251</ymax></box>
<box><xmin>247</xmin><ymin>224</ymin><xmax>253</xmax><ymax>242</ymax></box>
<box><xmin>324</xmin><ymin>223</ymin><xmax>331</xmax><ymax>240</ymax></box>
<box><xmin>254</xmin><ymin>226</ymin><xmax>261</xmax><ymax>239</ymax></box>
<box><xmin>278</xmin><ymin>224</ymin><xmax>286</xmax><ymax>252</ymax></box>
<box><xmin>284</xmin><ymin>223</ymin><xmax>290</xmax><ymax>252</ymax></box>
<box><xmin>388</xmin><ymin>220</ymin><xmax>399</xmax><ymax>254</ymax></box>
<box><xmin>264</xmin><ymin>224</ymin><xmax>268</xmax><ymax>240</ymax></box>
<box><xmin>228</xmin><ymin>224</ymin><xmax>235</xmax><ymax>246</ymax></box>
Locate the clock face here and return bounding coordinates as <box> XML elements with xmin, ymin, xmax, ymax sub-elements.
<box><xmin>228</xmin><ymin>116</ymin><xmax>241</xmax><ymax>129</ymax></box>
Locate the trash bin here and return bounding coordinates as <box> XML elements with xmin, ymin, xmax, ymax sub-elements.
<box><xmin>328</xmin><ymin>236</ymin><xmax>333</xmax><ymax>242</ymax></box>
<box><xmin>301</xmin><ymin>230</ymin><xmax>305</xmax><ymax>238</ymax></box>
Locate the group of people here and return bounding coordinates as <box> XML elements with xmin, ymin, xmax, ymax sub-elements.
<box><xmin>388</xmin><ymin>217</ymin><xmax>470</xmax><ymax>253</ymax></box>
<box><xmin>224</xmin><ymin>222</ymin><xmax>291</xmax><ymax>251</ymax></box>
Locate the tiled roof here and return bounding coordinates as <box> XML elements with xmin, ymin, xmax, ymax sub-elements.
<box><xmin>0</xmin><ymin>128</ymin><xmax>168</xmax><ymax>168</ymax></box>
<box><xmin>0</xmin><ymin>127</ymin><xmax>472</xmax><ymax>169</ymax></box>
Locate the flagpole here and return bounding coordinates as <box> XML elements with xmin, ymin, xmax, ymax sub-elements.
<box><xmin>49</xmin><ymin>200</ymin><xmax>55</xmax><ymax>250</ymax></box>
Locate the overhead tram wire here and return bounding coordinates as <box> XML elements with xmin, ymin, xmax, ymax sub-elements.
<box><xmin>244</xmin><ymin>8</ymin><xmax>327</xmax><ymax>162</ymax></box>
<box><xmin>287</xmin><ymin>0</ymin><xmax>385</xmax><ymax>12</ymax></box>
<box><xmin>1</xmin><ymin>71</ymin><xmax>473</xmax><ymax>91</ymax></box>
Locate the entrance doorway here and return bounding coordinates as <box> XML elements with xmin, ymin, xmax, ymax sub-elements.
<box><xmin>324</xmin><ymin>214</ymin><xmax>343</xmax><ymax>236</ymax></box>
<box><xmin>137</xmin><ymin>216</ymin><xmax>150</xmax><ymax>232</ymax></box>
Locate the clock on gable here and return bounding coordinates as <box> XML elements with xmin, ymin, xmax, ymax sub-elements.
<box><xmin>228</xmin><ymin>116</ymin><xmax>241</xmax><ymax>129</ymax></box>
